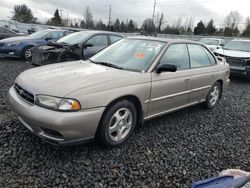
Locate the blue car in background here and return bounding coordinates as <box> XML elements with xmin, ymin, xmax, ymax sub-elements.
<box><xmin>0</xmin><ymin>29</ymin><xmax>72</xmax><ymax>60</ymax></box>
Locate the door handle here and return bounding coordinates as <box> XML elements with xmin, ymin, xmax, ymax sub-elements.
<box><xmin>186</xmin><ymin>78</ymin><xmax>191</xmax><ymax>81</ymax></box>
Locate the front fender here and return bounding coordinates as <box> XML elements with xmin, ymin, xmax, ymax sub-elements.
<box><xmin>66</xmin><ymin>82</ymin><xmax>152</xmax><ymax>115</ymax></box>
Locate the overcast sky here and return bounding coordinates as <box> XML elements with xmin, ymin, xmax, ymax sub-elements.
<box><xmin>0</xmin><ymin>0</ymin><xmax>249</xmax><ymax>27</ymax></box>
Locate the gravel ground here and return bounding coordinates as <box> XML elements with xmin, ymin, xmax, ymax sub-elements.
<box><xmin>0</xmin><ymin>58</ymin><xmax>249</xmax><ymax>188</ymax></box>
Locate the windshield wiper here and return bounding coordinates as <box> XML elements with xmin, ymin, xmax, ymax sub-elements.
<box><xmin>89</xmin><ymin>60</ymin><xmax>124</xmax><ymax>70</ymax></box>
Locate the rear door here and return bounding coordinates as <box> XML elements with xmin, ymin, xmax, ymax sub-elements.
<box><xmin>84</xmin><ymin>34</ymin><xmax>109</xmax><ymax>59</ymax></box>
<box><xmin>187</xmin><ymin>44</ymin><xmax>218</xmax><ymax>103</ymax></box>
<box><xmin>148</xmin><ymin>43</ymin><xmax>193</xmax><ymax>117</ymax></box>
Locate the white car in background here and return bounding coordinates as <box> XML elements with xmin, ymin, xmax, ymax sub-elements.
<box><xmin>214</xmin><ymin>39</ymin><xmax>250</xmax><ymax>77</ymax></box>
<box><xmin>199</xmin><ymin>38</ymin><xmax>225</xmax><ymax>52</ymax></box>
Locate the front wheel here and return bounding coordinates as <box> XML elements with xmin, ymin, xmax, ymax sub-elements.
<box><xmin>96</xmin><ymin>100</ymin><xmax>137</xmax><ymax>146</ymax></box>
<box><xmin>22</xmin><ymin>46</ymin><xmax>33</xmax><ymax>61</ymax></box>
<box><xmin>203</xmin><ymin>82</ymin><xmax>222</xmax><ymax>109</ymax></box>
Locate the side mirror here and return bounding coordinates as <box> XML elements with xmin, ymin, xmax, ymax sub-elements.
<box><xmin>45</xmin><ymin>37</ymin><xmax>52</xmax><ymax>41</ymax></box>
<box><xmin>156</xmin><ymin>64</ymin><xmax>177</xmax><ymax>73</ymax></box>
<box><xmin>84</xmin><ymin>43</ymin><xmax>93</xmax><ymax>48</ymax></box>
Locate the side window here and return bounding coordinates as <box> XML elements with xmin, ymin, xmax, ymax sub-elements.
<box><xmin>87</xmin><ymin>35</ymin><xmax>108</xmax><ymax>46</ymax></box>
<box><xmin>47</xmin><ymin>31</ymin><xmax>64</xmax><ymax>40</ymax></box>
<box><xmin>205</xmin><ymin>49</ymin><xmax>216</xmax><ymax>65</ymax></box>
<box><xmin>159</xmin><ymin>44</ymin><xmax>190</xmax><ymax>70</ymax></box>
<box><xmin>64</xmin><ymin>31</ymin><xmax>73</xmax><ymax>36</ymax></box>
<box><xmin>188</xmin><ymin>44</ymin><xmax>212</xmax><ymax>68</ymax></box>
<box><xmin>110</xmin><ymin>35</ymin><xmax>122</xmax><ymax>44</ymax></box>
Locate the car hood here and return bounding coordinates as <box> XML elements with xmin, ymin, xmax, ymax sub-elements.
<box><xmin>215</xmin><ymin>48</ymin><xmax>250</xmax><ymax>58</ymax></box>
<box><xmin>206</xmin><ymin>45</ymin><xmax>219</xmax><ymax>51</ymax></box>
<box><xmin>0</xmin><ymin>36</ymin><xmax>38</xmax><ymax>43</ymax></box>
<box><xmin>16</xmin><ymin>60</ymin><xmax>143</xmax><ymax>97</ymax></box>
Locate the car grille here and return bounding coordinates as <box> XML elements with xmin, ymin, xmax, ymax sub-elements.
<box><xmin>0</xmin><ymin>43</ymin><xmax>4</xmax><ymax>47</ymax></box>
<box><xmin>225</xmin><ymin>57</ymin><xmax>243</xmax><ymax>67</ymax></box>
<box><xmin>14</xmin><ymin>84</ymin><xmax>35</xmax><ymax>104</ymax></box>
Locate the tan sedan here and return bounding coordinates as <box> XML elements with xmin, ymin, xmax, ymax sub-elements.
<box><xmin>7</xmin><ymin>37</ymin><xmax>230</xmax><ymax>146</ymax></box>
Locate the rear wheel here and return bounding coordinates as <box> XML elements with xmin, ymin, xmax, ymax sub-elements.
<box><xmin>96</xmin><ymin>100</ymin><xmax>137</xmax><ymax>146</ymax></box>
<box><xmin>203</xmin><ymin>82</ymin><xmax>222</xmax><ymax>109</ymax></box>
<box><xmin>22</xmin><ymin>46</ymin><xmax>33</xmax><ymax>61</ymax></box>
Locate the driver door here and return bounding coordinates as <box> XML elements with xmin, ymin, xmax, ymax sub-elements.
<box><xmin>83</xmin><ymin>34</ymin><xmax>108</xmax><ymax>59</ymax></box>
<box><xmin>148</xmin><ymin>44</ymin><xmax>193</xmax><ymax>117</ymax></box>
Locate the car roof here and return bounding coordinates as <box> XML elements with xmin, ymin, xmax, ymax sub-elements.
<box><xmin>200</xmin><ymin>38</ymin><xmax>223</xmax><ymax>41</ymax></box>
<box><xmin>78</xmin><ymin>30</ymin><xmax>123</xmax><ymax>36</ymax></box>
<box><xmin>41</xmin><ymin>29</ymin><xmax>70</xmax><ymax>32</ymax></box>
<box><xmin>231</xmin><ymin>39</ymin><xmax>250</xmax><ymax>42</ymax></box>
<box><xmin>127</xmin><ymin>36</ymin><xmax>200</xmax><ymax>44</ymax></box>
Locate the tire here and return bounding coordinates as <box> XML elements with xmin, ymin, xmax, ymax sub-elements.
<box><xmin>203</xmin><ymin>82</ymin><xmax>222</xmax><ymax>109</ymax></box>
<box><xmin>96</xmin><ymin>100</ymin><xmax>137</xmax><ymax>146</ymax></box>
<box><xmin>22</xmin><ymin>46</ymin><xmax>33</xmax><ymax>61</ymax></box>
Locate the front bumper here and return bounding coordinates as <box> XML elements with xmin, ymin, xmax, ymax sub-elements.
<box><xmin>224</xmin><ymin>78</ymin><xmax>230</xmax><ymax>89</ymax></box>
<box><xmin>0</xmin><ymin>47</ymin><xmax>22</xmax><ymax>58</ymax></box>
<box><xmin>230</xmin><ymin>66</ymin><xmax>250</xmax><ymax>77</ymax></box>
<box><xmin>7</xmin><ymin>86</ymin><xmax>105</xmax><ymax>145</ymax></box>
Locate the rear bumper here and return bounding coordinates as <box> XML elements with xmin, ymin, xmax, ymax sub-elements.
<box><xmin>7</xmin><ymin>86</ymin><xmax>105</xmax><ymax>145</ymax></box>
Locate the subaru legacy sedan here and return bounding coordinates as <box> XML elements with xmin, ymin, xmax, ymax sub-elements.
<box><xmin>7</xmin><ymin>37</ymin><xmax>230</xmax><ymax>146</ymax></box>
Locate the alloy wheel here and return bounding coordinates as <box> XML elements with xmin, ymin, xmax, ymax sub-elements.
<box><xmin>108</xmin><ymin>108</ymin><xmax>133</xmax><ymax>142</ymax></box>
<box><xmin>209</xmin><ymin>85</ymin><xmax>219</xmax><ymax>106</ymax></box>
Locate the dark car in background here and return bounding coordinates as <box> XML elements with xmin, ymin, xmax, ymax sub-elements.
<box><xmin>0</xmin><ymin>29</ymin><xmax>72</xmax><ymax>60</ymax></box>
<box><xmin>0</xmin><ymin>26</ymin><xmax>23</xmax><ymax>40</ymax></box>
<box><xmin>214</xmin><ymin>39</ymin><xmax>250</xmax><ymax>77</ymax></box>
<box><xmin>31</xmin><ymin>31</ymin><xmax>123</xmax><ymax>66</ymax></box>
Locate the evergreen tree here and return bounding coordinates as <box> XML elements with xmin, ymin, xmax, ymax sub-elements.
<box><xmin>80</xmin><ymin>20</ymin><xmax>86</xmax><ymax>28</ymax></box>
<box><xmin>74</xmin><ymin>22</ymin><xmax>79</xmax><ymax>28</ymax></box>
<box><xmin>206</xmin><ymin>19</ymin><xmax>216</xmax><ymax>35</ymax></box>
<box><xmin>120</xmin><ymin>21</ymin><xmax>127</xmax><ymax>32</ymax></box>
<box><xmin>12</xmin><ymin>4</ymin><xmax>37</xmax><ymax>23</ymax></box>
<box><xmin>194</xmin><ymin>20</ymin><xmax>205</xmax><ymax>35</ymax></box>
<box><xmin>224</xmin><ymin>27</ymin><xmax>233</xmax><ymax>36</ymax></box>
<box><xmin>47</xmin><ymin>9</ymin><xmax>62</xmax><ymax>26</ymax></box>
<box><xmin>127</xmin><ymin>20</ymin><xmax>136</xmax><ymax>32</ymax></box>
<box><xmin>95</xmin><ymin>19</ymin><xmax>106</xmax><ymax>30</ymax></box>
<box><xmin>113</xmin><ymin>19</ymin><xmax>120</xmax><ymax>32</ymax></box>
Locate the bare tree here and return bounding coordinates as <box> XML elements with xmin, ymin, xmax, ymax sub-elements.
<box><xmin>158</xmin><ymin>13</ymin><xmax>164</xmax><ymax>32</ymax></box>
<box><xmin>224</xmin><ymin>11</ymin><xmax>242</xmax><ymax>29</ymax></box>
<box><xmin>175</xmin><ymin>16</ymin><xmax>183</xmax><ymax>29</ymax></box>
<box><xmin>84</xmin><ymin>6</ymin><xmax>94</xmax><ymax>29</ymax></box>
<box><xmin>141</xmin><ymin>18</ymin><xmax>155</xmax><ymax>33</ymax></box>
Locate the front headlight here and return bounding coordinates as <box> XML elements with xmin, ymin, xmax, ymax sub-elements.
<box><xmin>35</xmin><ymin>95</ymin><xmax>81</xmax><ymax>111</ymax></box>
<box><xmin>6</xmin><ymin>42</ymin><xmax>21</xmax><ymax>47</ymax></box>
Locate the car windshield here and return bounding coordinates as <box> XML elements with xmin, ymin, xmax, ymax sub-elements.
<box><xmin>28</xmin><ymin>30</ymin><xmax>51</xmax><ymax>39</ymax></box>
<box><xmin>90</xmin><ymin>38</ymin><xmax>165</xmax><ymax>72</ymax></box>
<box><xmin>200</xmin><ymin>38</ymin><xmax>219</xmax><ymax>45</ymax></box>
<box><xmin>57</xmin><ymin>32</ymin><xmax>91</xmax><ymax>45</ymax></box>
<box><xmin>223</xmin><ymin>41</ymin><xmax>250</xmax><ymax>52</ymax></box>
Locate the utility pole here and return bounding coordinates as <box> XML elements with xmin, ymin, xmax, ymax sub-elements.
<box><xmin>152</xmin><ymin>0</ymin><xmax>156</xmax><ymax>23</ymax></box>
<box><xmin>60</xmin><ymin>9</ymin><xmax>63</xmax><ymax>19</ymax></box>
<box><xmin>108</xmin><ymin>5</ymin><xmax>112</xmax><ymax>30</ymax></box>
<box><xmin>67</xmin><ymin>12</ymin><xmax>68</xmax><ymax>27</ymax></box>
